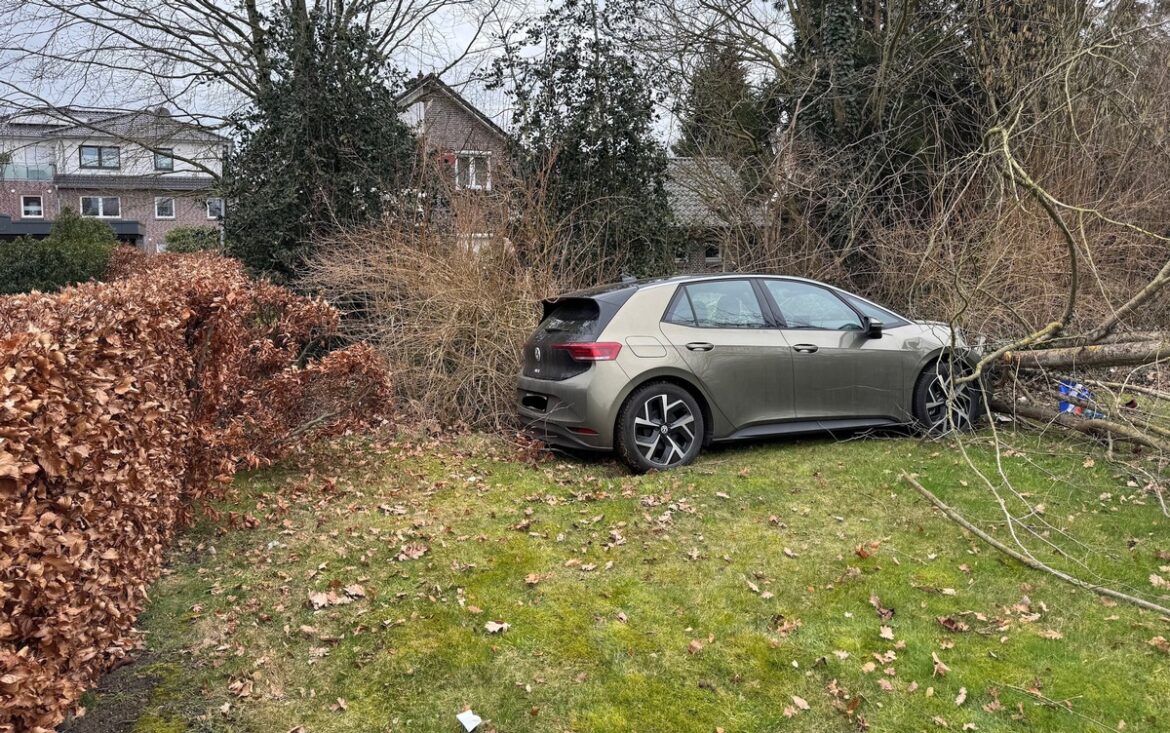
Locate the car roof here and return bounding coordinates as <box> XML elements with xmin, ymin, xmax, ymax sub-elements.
<box><xmin>559</xmin><ymin>273</ymin><xmax>912</xmax><ymax>323</ymax></box>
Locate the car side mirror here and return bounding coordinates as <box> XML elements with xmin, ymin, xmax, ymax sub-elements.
<box><xmin>864</xmin><ymin>317</ymin><xmax>884</xmax><ymax>339</ymax></box>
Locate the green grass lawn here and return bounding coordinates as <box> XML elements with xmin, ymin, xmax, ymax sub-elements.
<box><xmin>98</xmin><ymin>430</ymin><xmax>1169</xmax><ymax>733</ymax></box>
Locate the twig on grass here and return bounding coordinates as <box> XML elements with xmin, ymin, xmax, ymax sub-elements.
<box><xmin>900</xmin><ymin>473</ymin><xmax>1170</xmax><ymax>617</ymax></box>
<box><xmin>997</xmin><ymin>683</ymin><xmax>1126</xmax><ymax>733</ymax></box>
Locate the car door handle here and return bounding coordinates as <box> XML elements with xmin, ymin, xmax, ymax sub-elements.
<box><xmin>792</xmin><ymin>344</ymin><xmax>819</xmax><ymax>353</ymax></box>
<box><xmin>686</xmin><ymin>342</ymin><xmax>714</xmax><ymax>352</ymax></box>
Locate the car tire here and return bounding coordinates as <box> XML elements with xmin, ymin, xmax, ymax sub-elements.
<box><xmin>616</xmin><ymin>382</ymin><xmax>705</xmax><ymax>473</ymax></box>
<box><xmin>912</xmin><ymin>358</ymin><xmax>982</xmax><ymax>435</ymax></box>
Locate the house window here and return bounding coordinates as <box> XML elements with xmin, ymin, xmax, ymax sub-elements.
<box><xmin>80</xmin><ymin>196</ymin><xmax>121</xmax><ymax>218</ymax></box>
<box><xmin>455</xmin><ymin>152</ymin><xmax>491</xmax><ymax>190</ymax></box>
<box><xmin>154</xmin><ymin>149</ymin><xmax>175</xmax><ymax>171</ymax></box>
<box><xmin>21</xmin><ymin>195</ymin><xmax>44</xmax><ymax>218</ymax></box>
<box><xmin>206</xmin><ymin>197</ymin><xmax>224</xmax><ymax>220</ymax></box>
<box><xmin>155</xmin><ymin>197</ymin><xmax>175</xmax><ymax>219</ymax></box>
<box><xmin>79</xmin><ymin>145</ymin><xmax>120</xmax><ymax>169</ymax></box>
<box><xmin>704</xmin><ymin>243</ymin><xmax>722</xmax><ymax>265</ymax></box>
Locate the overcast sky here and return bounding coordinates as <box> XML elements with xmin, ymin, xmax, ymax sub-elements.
<box><xmin>0</xmin><ymin>0</ymin><xmax>690</xmax><ymax>142</ymax></box>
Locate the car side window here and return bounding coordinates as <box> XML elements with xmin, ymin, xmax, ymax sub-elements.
<box><xmin>669</xmin><ymin>280</ymin><xmax>767</xmax><ymax>328</ymax></box>
<box><xmin>840</xmin><ymin>292</ymin><xmax>908</xmax><ymax>327</ymax></box>
<box><xmin>764</xmin><ymin>280</ymin><xmax>862</xmax><ymax>331</ymax></box>
<box><xmin>664</xmin><ymin>290</ymin><xmax>697</xmax><ymax>325</ymax></box>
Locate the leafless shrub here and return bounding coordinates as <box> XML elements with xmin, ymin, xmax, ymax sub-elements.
<box><xmin>304</xmin><ymin>161</ymin><xmax>613</xmax><ymax>429</ymax></box>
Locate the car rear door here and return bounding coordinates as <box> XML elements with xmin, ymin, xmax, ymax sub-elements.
<box><xmin>759</xmin><ymin>279</ymin><xmax>905</xmax><ymax>420</ymax></box>
<box><xmin>658</xmin><ymin>279</ymin><xmax>795</xmax><ymax>429</ymax></box>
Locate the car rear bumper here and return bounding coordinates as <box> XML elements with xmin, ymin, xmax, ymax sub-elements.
<box><xmin>516</xmin><ymin>369</ymin><xmax>621</xmax><ymax>451</ymax></box>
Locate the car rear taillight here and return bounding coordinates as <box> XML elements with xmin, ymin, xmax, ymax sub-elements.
<box><xmin>552</xmin><ymin>342</ymin><xmax>622</xmax><ymax>361</ymax></box>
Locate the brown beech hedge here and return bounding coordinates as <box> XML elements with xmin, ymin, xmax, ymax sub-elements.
<box><xmin>0</xmin><ymin>250</ymin><xmax>391</xmax><ymax>732</ymax></box>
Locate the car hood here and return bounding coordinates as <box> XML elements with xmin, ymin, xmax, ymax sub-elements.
<box><xmin>904</xmin><ymin>320</ymin><xmax>971</xmax><ymax>351</ymax></box>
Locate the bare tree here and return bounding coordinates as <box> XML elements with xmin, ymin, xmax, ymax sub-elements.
<box><xmin>646</xmin><ymin>0</ymin><xmax>1170</xmax><ymax>613</ymax></box>
<box><xmin>0</xmin><ymin>0</ymin><xmax>511</xmax><ymax>170</ymax></box>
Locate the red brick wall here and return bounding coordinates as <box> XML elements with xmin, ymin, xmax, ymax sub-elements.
<box><xmin>0</xmin><ymin>180</ymin><xmax>60</xmax><ymax>222</ymax></box>
<box><xmin>1</xmin><ymin>186</ymin><xmax>219</xmax><ymax>253</ymax></box>
<box><xmin>63</xmin><ymin>190</ymin><xmax>218</xmax><ymax>253</ymax></box>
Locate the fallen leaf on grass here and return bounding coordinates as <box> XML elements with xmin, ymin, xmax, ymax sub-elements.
<box><xmin>1038</xmin><ymin>629</ymin><xmax>1064</xmax><ymax>640</ymax></box>
<box><xmin>308</xmin><ymin>590</ymin><xmax>353</xmax><ymax>609</ymax></box>
<box><xmin>397</xmin><ymin>542</ymin><xmax>428</xmax><ymax>561</ymax></box>
<box><xmin>227</xmin><ymin>679</ymin><xmax>253</xmax><ymax>698</ymax></box>
<box><xmin>792</xmin><ymin>695</ymin><xmax>810</xmax><ymax>710</ymax></box>
<box><xmin>1149</xmin><ymin>636</ymin><xmax>1170</xmax><ymax>654</ymax></box>
<box><xmin>869</xmin><ymin>595</ymin><xmax>895</xmax><ymax>621</ymax></box>
<box><xmin>879</xmin><ymin>625</ymin><xmax>895</xmax><ymax>641</ymax></box>
<box><xmin>1150</xmin><ymin>574</ymin><xmax>1170</xmax><ymax>590</ymax></box>
<box><xmin>343</xmin><ymin>583</ymin><xmax>365</xmax><ymax>598</ymax></box>
<box><xmin>932</xmin><ymin>652</ymin><xmax>950</xmax><ymax>677</ymax></box>
<box><xmin>937</xmin><ymin>616</ymin><xmax>970</xmax><ymax>633</ymax></box>
<box><xmin>783</xmin><ymin>547</ymin><xmax>799</xmax><ymax>558</ymax></box>
<box><xmin>955</xmin><ymin>687</ymin><xmax>967</xmax><ymax>706</ymax></box>
<box><xmin>484</xmin><ymin>621</ymin><xmax>510</xmax><ymax>634</ymax></box>
<box><xmin>688</xmin><ymin>639</ymin><xmax>704</xmax><ymax>654</ymax></box>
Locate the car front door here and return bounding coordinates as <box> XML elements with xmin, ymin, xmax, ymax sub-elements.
<box><xmin>658</xmin><ymin>279</ymin><xmax>796</xmax><ymax>429</ymax></box>
<box><xmin>760</xmin><ymin>279</ymin><xmax>905</xmax><ymax>421</ymax></box>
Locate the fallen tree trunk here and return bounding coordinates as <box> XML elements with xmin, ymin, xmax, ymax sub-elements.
<box><xmin>988</xmin><ymin>396</ymin><xmax>1170</xmax><ymax>452</ymax></box>
<box><xmin>1003</xmin><ymin>339</ymin><xmax>1170</xmax><ymax>369</ymax></box>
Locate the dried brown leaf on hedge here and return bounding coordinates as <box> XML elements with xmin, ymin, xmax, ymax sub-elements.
<box><xmin>0</xmin><ymin>251</ymin><xmax>391</xmax><ymax>731</ymax></box>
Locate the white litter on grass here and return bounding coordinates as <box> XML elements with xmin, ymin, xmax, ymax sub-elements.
<box><xmin>456</xmin><ymin>710</ymin><xmax>483</xmax><ymax>731</ymax></box>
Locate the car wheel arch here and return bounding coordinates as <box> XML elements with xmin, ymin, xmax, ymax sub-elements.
<box><xmin>911</xmin><ymin>350</ymin><xmax>984</xmax><ymax>426</ymax></box>
<box><xmin>612</xmin><ymin>373</ymin><xmax>716</xmax><ymax>448</ymax></box>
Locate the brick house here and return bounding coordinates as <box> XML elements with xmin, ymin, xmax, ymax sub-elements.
<box><xmin>396</xmin><ymin>74</ymin><xmax>509</xmax><ymax>190</ymax></box>
<box><xmin>0</xmin><ymin>107</ymin><xmax>227</xmax><ymax>253</ymax></box>
<box><xmin>393</xmin><ymin>77</ymin><xmax>758</xmax><ymax>270</ymax></box>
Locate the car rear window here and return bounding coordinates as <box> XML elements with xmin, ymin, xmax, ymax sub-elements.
<box><xmin>538</xmin><ymin>298</ymin><xmax>601</xmax><ymax>337</ymax></box>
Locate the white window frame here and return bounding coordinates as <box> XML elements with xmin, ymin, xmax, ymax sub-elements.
<box><xmin>21</xmin><ymin>195</ymin><xmax>44</xmax><ymax>219</ymax></box>
<box><xmin>154</xmin><ymin>196</ymin><xmax>176</xmax><ymax>220</ymax></box>
<box><xmin>206</xmin><ymin>197</ymin><xmax>224</xmax><ymax>220</ymax></box>
<box><xmin>80</xmin><ymin>196</ymin><xmax>121</xmax><ymax>219</ymax></box>
<box><xmin>455</xmin><ymin>151</ymin><xmax>491</xmax><ymax>191</ymax></box>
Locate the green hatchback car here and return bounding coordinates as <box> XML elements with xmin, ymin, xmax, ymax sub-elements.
<box><xmin>517</xmin><ymin>274</ymin><xmax>980</xmax><ymax>472</ymax></box>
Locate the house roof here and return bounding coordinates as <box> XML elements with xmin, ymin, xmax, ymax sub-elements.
<box><xmin>0</xmin><ymin>106</ymin><xmax>227</xmax><ymax>143</ymax></box>
<box><xmin>666</xmin><ymin>157</ymin><xmax>764</xmax><ymax>228</ymax></box>
<box><xmin>396</xmin><ymin>74</ymin><xmax>508</xmax><ymax>142</ymax></box>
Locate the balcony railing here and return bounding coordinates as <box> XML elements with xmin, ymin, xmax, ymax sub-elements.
<box><xmin>0</xmin><ymin>164</ymin><xmax>55</xmax><ymax>181</ymax></box>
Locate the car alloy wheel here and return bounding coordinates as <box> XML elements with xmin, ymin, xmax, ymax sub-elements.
<box><xmin>633</xmin><ymin>393</ymin><xmax>697</xmax><ymax>467</ymax></box>
<box><xmin>917</xmin><ymin>361</ymin><xmax>979</xmax><ymax>434</ymax></box>
<box><xmin>617</xmin><ymin>382</ymin><xmax>705</xmax><ymax>472</ymax></box>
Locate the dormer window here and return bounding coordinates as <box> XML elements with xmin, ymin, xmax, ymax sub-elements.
<box><xmin>79</xmin><ymin>145</ymin><xmax>120</xmax><ymax>169</ymax></box>
<box><xmin>455</xmin><ymin>152</ymin><xmax>490</xmax><ymax>190</ymax></box>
